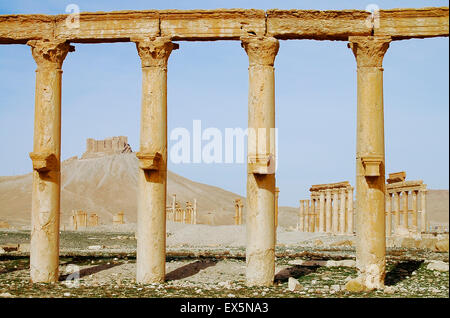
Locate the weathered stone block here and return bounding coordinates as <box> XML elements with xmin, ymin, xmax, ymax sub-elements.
<box><xmin>160</xmin><ymin>9</ymin><xmax>265</xmax><ymax>40</ymax></box>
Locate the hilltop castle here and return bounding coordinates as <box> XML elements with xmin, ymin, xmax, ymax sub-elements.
<box><xmin>82</xmin><ymin>136</ymin><xmax>133</xmax><ymax>159</ymax></box>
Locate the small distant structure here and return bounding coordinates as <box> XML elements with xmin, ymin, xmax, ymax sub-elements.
<box><xmin>71</xmin><ymin>210</ymin><xmax>100</xmax><ymax>230</ymax></box>
<box><xmin>88</xmin><ymin>214</ymin><xmax>99</xmax><ymax>227</ymax></box>
<box><xmin>234</xmin><ymin>199</ymin><xmax>244</xmax><ymax>225</ymax></box>
<box><xmin>82</xmin><ymin>136</ymin><xmax>132</xmax><ymax>159</ymax></box>
<box><xmin>298</xmin><ymin>181</ymin><xmax>354</xmax><ymax>235</ymax></box>
<box><xmin>113</xmin><ymin>211</ymin><xmax>125</xmax><ymax>225</ymax></box>
<box><xmin>386</xmin><ymin>171</ymin><xmax>428</xmax><ymax>235</ymax></box>
<box><xmin>166</xmin><ymin>195</ymin><xmax>197</xmax><ymax>224</ymax></box>
<box><xmin>0</xmin><ymin>220</ymin><xmax>10</xmax><ymax>229</ymax></box>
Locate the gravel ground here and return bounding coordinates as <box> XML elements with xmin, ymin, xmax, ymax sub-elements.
<box><xmin>0</xmin><ymin>228</ymin><xmax>448</xmax><ymax>298</ymax></box>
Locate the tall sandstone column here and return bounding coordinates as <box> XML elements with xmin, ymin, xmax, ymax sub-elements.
<box><xmin>298</xmin><ymin>200</ymin><xmax>304</xmax><ymax>231</ymax></box>
<box><xmin>332</xmin><ymin>191</ymin><xmax>339</xmax><ymax>234</ymax></box>
<box><xmin>339</xmin><ymin>189</ymin><xmax>346</xmax><ymax>234</ymax></box>
<box><xmin>347</xmin><ymin>187</ymin><xmax>354</xmax><ymax>234</ymax></box>
<box><xmin>393</xmin><ymin>192</ymin><xmax>400</xmax><ymax>232</ymax></box>
<box><xmin>402</xmin><ymin>191</ymin><xmax>409</xmax><ymax>231</ymax></box>
<box><xmin>412</xmin><ymin>191</ymin><xmax>418</xmax><ymax>232</ymax></box>
<box><xmin>348</xmin><ymin>36</ymin><xmax>391</xmax><ymax>290</ymax></box>
<box><xmin>242</xmin><ymin>36</ymin><xmax>279</xmax><ymax>286</ymax></box>
<box><xmin>386</xmin><ymin>193</ymin><xmax>392</xmax><ymax>236</ymax></box>
<box><xmin>325</xmin><ymin>189</ymin><xmax>332</xmax><ymax>233</ymax></box>
<box><xmin>133</xmin><ymin>37</ymin><xmax>178</xmax><ymax>284</ymax></box>
<box><xmin>319</xmin><ymin>191</ymin><xmax>326</xmax><ymax>232</ymax></box>
<box><xmin>304</xmin><ymin>200</ymin><xmax>310</xmax><ymax>232</ymax></box>
<box><xmin>420</xmin><ymin>189</ymin><xmax>427</xmax><ymax>232</ymax></box>
<box><xmin>28</xmin><ymin>40</ymin><xmax>73</xmax><ymax>283</ymax></box>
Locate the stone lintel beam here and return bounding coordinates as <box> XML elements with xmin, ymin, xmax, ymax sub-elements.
<box><xmin>54</xmin><ymin>10</ymin><xmax>160</xmax><ymax>43</ymax></box>
<box><xmin>386</xmin><ymin>180</ymin><xmax>424</xmax><ymax>191</ymax></box>
<box><xmin>160</xmin><ymin>9</ymin><xmax>266</xmax><ymax>40</ymax></box>
<box><xmin>267</xmin><ymin>9</ymin><xmax>372</xmax><ymax>40</ymax></box>
<box><xmin>375</xmin><ymin>7</ymin><xmax>449</xmax><ymax>39</ymax></box>
<box><xmin>0</xmin><ymin>8</ymin><xmax>447</xmax><ymax>44</ymax></box>
<box><xmin>309</xmin><ymin>181</ymin><xmax>351</xmax><ymax>192</ymax></box>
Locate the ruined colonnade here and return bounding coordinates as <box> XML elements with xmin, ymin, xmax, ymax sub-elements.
<box><xmin>0</xmin><ymin>7</ymin><xmax>447</xmax><ymax>290</ymax></box>
<box><xmin>167</xmin><ymin>195</ymin><xmax>197</xmax><ymax>224</ymax></box>
<box><xmin>299</xmin><ymin>182</ymin><xmax>354</xmax><ymax>234</ymax></box>
<box><xmin>385</xmin><ymin>173</ymin><xmax>428</xmax><ymax>236</ymax></box>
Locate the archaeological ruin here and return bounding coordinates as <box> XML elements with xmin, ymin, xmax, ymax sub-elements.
<box><xmin>167</xmin><ymin>195</ymin><xmax>197</xmax><ymax>224</ymax></box>
<box><xmin>234</xmin><ymin>199</ymin><xmax>244</xmax><ymax>225</ymax></box>
<box><xmin>298</xmin><ymin>172</ymin><xmax>429</xmax><ymax>237</ymax></box>
<box><xmin>299</xmin><ymin>181</ymin><xmax>354</xmax><ymax>234</ymax></box>
<box><xmin>0</xmin><ymin>7</ymin><xmax>448</xmax><ymax>290</ymax></box>
<box><xmin>82</xmin><ymin>136</ymin><xmax>132</xmax><ymax>159</ymax></box>
<box><xmin>385</xmin><ymin>172</ymin><xmax>428</xmax><ymax>235</ymax></box>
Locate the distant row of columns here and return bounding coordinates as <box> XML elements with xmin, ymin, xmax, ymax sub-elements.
<box><xmin>298</xmin><ymin>187</ymin><xmax>354</xmax><ymax>234</ymax></box>
<box><xmin>386</xmin><ymin>188</ymin><xmax>427</xmax><ymax>235</ymax></box>
<box><xmin>167</xmin><ymin>194</ymin><xmax>197</xmax><ymax>224</ymax></box>
<box><xmin>70</xmin><ymin>210</ymin><xmax>99</xmax><ymax>229</ymax></box>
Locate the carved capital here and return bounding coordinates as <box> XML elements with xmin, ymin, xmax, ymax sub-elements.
<box><xmin>348</xmin><ymin>36</ymin><xmax>391</xmax><ymax>68</ymax></box>
<box><xmin>132</xmin><ymin>37</ymin><xmax>179</xmax><ymax>68</ymax></box>
<box><xmin>241</xmin><ymin>36</ymin><xmax>279</xmax><ymax>66</ymax></box>
<box><xmin>27</xmin><ymin>40</ymin><xmax>74</xmax><ymax>69</ymax></box>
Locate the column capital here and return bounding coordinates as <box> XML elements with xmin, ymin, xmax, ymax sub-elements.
<box><xmin>132</xmin><ymin>36</ymin><xmax>179</xmax><ymax>68</ymax></box>
<box><xmin>27</xmin><ymin>40</ymin><xmax>74</xmax><ymax>69</ymax></box>
<box><xmin>241</xmin><ymin>36</ymin><xmax>279</xmax><ymax>67</ymax></box>
<box><xmin>348</xmin><ymin>36</ymin><xmax>391</xmax><ymax>68</ymax></box>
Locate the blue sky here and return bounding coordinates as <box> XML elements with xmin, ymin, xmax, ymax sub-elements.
<box><xmin>0</xmin><ymin>0</ymin><xmax>448</xmax><ymax>207</ymax></box>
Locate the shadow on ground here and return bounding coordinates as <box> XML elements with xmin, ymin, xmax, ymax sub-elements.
<box><xmin>59</xmin><ymin>262</ymin><xmax>122</xmax><ymax>281</ymax></box>
<box><xmin>274</xmin><ymin>265</ymin><xmax>320</xmax><ymax>283</ymax></box>
<box><xmin>385</xmin><ymin>260</ymin><xmax>424</xmax><ymax>286</ymax></box>
<box><xmin>166</xmin><ymin>259</ymin><xmax>218</xmax><ymax>281</ymax></box>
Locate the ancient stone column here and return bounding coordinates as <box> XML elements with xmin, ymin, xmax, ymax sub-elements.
<box><xmin>275</xmin><ymin>187</ymin><xmax>280</xmax><ymax>228</ymax></box>
<box><xmin>339</xmin><ymin>189</ymin><xmax>346</xmax><ymax>234</ymax></box>
<box><xmin>325</xmin><ymin>189</ymin><xmax>332</xmax><ymax>233</ymax></box>
<box><xmin>420</xmin><ymin>189</ymin><xmax>427</xmax><ymax>232</ymax></box>
<box><xmin>183</xmin><ymin>202</ymin><xmax>189</xmax><ymax>224</ymax></box>
<box><xmin>298</xmin><ymin>200</ymin><xmax>304</xmax><ymax>231</ymax></box>
<box><xmin>242</xmin><ymin>36</ymin><xmax>279</xmax><ymax>286</ymax></box>
<box><xmin>386</xmin><ymin>193</ymin><xmax>392</xmax><ymax>236</ymax></box>
<box><xmin>412</xmin><ymin>190</ymin><xmax>418</xmax><ymax>232</ymax></box>
<box><xmin>234</xmin><ymin>199</ymin><xmax>241</xmax><ymax>225</ymax></box>
<box><xmin>348</xmin><ymin>36</ymin><xmax>391</xmax><ymax>290</ymax></box>
<box><xmin>393</xmin><ymin>192</ymin><xmax>400</xmax><ymax>232</ymax></box>
<box><xmin>319</xmin><ymin>191</ymin><xmax>326</xmax><ymax>233</ymax></box>
<box><xmin>347</xmin><ymin>187</ymin><xmax>354</xmax><ymax>234</ymax></box>
<box><xmin>309</xmin><ymin>199</ymin><xmax>314</xmax><ymax>232</ymax></box>
<box><xmin>332</xmin><ymin>191</ymin><xmax>339</xmax><ymax>234</ymax></box>
<box><xmin>275</xmin><ymin>187</ymin><xmax>280</xmax><ymax>244</ymax></box>
<box><xmin>133</xmin><ymin>37</ymin><xmax>178</xmax><ymax>284</ymax></box>
<box><xmin>27</xmin><ymin>39</ymin><xmax>74</xmax><ymax>283</ymax></box>
<box><xmin>193</xmin><ymin>199</ymin><xmax>198</xmax><ymax>224</ymax></box>
<box><xmin>171</xmin><ymin>194</ymin><xmax>176</xmax><ymax>222</ymax></box>
<box><xmin>305</xmin><ymin>200</ymin><xmax>310</xmax><ymax>232</ymax></box>
<box><xmin>401</xmin><ymin>191</ymin><xmax>409</xmax><ymax>231</ymax></box>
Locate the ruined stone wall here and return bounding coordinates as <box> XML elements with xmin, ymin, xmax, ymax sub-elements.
<box><xmin>82</xmin><ymin>136</ymin><xmax>132</xmax><ymax>158</ymax></box>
